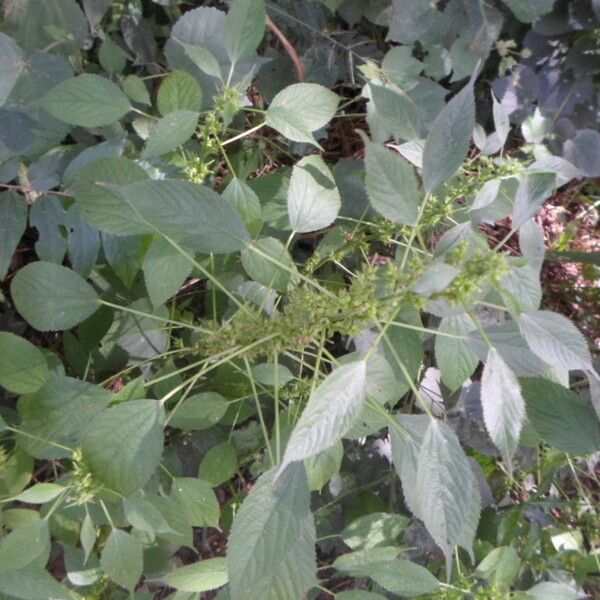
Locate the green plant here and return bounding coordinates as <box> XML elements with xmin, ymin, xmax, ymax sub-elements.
<box><xmin>0</xmin><ymin>1</ymin><xmax>598</xmax><ymax>599</ymax></box>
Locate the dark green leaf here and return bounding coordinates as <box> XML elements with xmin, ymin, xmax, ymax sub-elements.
<box><xmin>0</xmin><ymin>331</ymin><xmax>49</xmax><ymax>394</ymax></box>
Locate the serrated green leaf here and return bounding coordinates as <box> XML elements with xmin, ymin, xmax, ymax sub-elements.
<box><xmin>81</xmin><ymin>513</ymin><xmax>96</xmax><ymax>563</ymax></box>
<box><xmin>416</xmin><ymin>420</ymin><xmax>475</xmax><ymax>564</ymax></box>
<box><xmin>363</xmin><ymin>137</ymin><xmax>419</xmax><ymax>226</ymax></box>
<box><xmin>100</xmin><ymin>528</ymin><xmax>143</xmax><ymax>592</ymax></box>
<box><xmin>333</xmin><ymin>546</ymin><xmax>402</xmax><ymax>577</ymax></box>
<box><xmin>222</xmin><ymin>177</ymin><xmax>263</xmax><ymax>237</ymax></box>
<box><xmin>157</xmin><ymin>70</ymin><xmax>203</xmax><ymax>115</ymax></box>
<box><xmin>526</xmin><ymin>582</ymin><xmax>579</xmax><ymax>600</ymax></box>
<box><xmin>434</xmin><ymin>314</ymin><xmax>478</xmax><ymax>392</ymax></box>
<box><xmin>177</xmin><ymin>41</ymin><xmax>221</xmax><ymax>78</ymax></box>
<box><xmin>169</xmin><ymin>392</ymin><xmax>228</xmax><ymax>431</ymax></box>
<box><xmin>17</xmin><ymin>376</ymin><xmax>111</xmax><ymax>459</ymax></box>
<box><xmin>227</xmin><ymin>463</ymin><xmax>316</xmax><ymax>600</ymax></box>
<box><xmin>287</xmin><ymin>155</ymin><xmax>341</xmax><ymax>233</ymax></box>
<box><xmin>82</xmin><ymin>400</ymin><xmax>165</xmax><ymax>495</ymax></box>
<box><xmin>422</xmin><ymin>76</ymin><xmax>475</xmax><ymax>194</ymax></box>
<box><xmin>512</xmin><ymin>172</ymin><xmax>556</xmax><ymax>229</ymax></box>
<box><xmin>143</xmin><ymin>110</ymin><xmax>199</xmax><ymax>158</ymax></box>
<box><xmin>370</xmin><ymin>84</ymin><xmax>421</xmax><ymax>141</ymax></box>
<box><xmin>519</xmin><ymin>311</ymin><xmax>592</xmax><ymax>371</ymax></box>
<box><xmin>40</xmin><ymin>73</ymin><xmax>131</xmax><ymax>127</ymax></box>
<box><xmin>224</xmin><ymin>0</ymin><xmax>265</xmax><ymax>64</ymax></box>
<box><xmin>73</xmin><ymin>157</ymin><xmax>150</xmax><ymax>234</ymax></box>
<box><xmin>242</xmin><ymin>237</ymin><xmax>297</xmax><ymax>292</ymax></box>
<box><xmin>337</xmin><ymin>592</ymin><xmax>388</xmax><ymax>600</ymax></box>
<box><xmin>170</xmin><ymin>477</ymin><xmax>220</xmax><ymax>528</ymax></box>
<box><xmin>266</xmin><ymin>83</ymin><xmax>339</xmax><ymax>146</ymax></box>
<box><xmin>370</xmin><ymin>559</ymin><xmax>440</xmax><ymax>597</ymax></box>
<box><xmin>158</xmin><ymin>558</ymin><xmax>228</xmax><ymax>592</ymax></box>
<box><xmin>475</xmin><ymin>545</ymin><xmax>520</xmax><ymax>588</ymax></box>
<box><xmin>99</xmin><ymin>37</ymin><xmax>127</xmax><ymax>73</ymax></box>
<box><xmin>280</xmin><ymin>360</ymin><xmax>366</xmax><ymax>472</ymax></box>
<box><xmin>11</xmin><ymin>262</ymin><xmax>100</xmax><ymax>331</ymax></box>
<box><xmin>0</xmin><ymin>331</ymin><xmax>49</xmax><ymax>394</ymax></box>
<box><xmin>122</xmin><ymin>74</ymin><xmax>150</xmax><ymax>105</ymax></box>
<box><xmin>100</xmin><ymin>179</ymin><xmax>251</xmax><ymax>253</ymax></box>
<box><xmin>123</xmin><ymin>497</ymin><xmax>173</xmax><ymax>534</ymax></box>
<box><xmin>481</xmin><ymin>349</ymin><xmax>525</xmax><ymax>469</ymax></box>
<box><xmin>521</xmin><ymin>378</ymin><xmax>600</xmax><ymax>454</ymax></box>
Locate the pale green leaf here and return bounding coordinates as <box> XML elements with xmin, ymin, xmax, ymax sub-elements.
<box><xmin>266</xmin><ymin>83</ymin><xmax>339</xmax><ymax>146</ymax></box>
<box><xmin>0</xmin><ymin>564</ymin><xmax>73</xmax><ymax>600</ymax></box>
<box><xmin>100</xmin><ymin>528</ymin><xmax>143</xmax><ymax>592</ymax></box>
<box><xmin>519</xmin><ymin>311</ymin><xmax>593</xmax><ymax>371</ymax></box>
<box><xmin>337</xmin><ymin>592</ymin><xmax>387</xmax><ymax>600</ymax></box>
<box><xmin>158</xmin><ymin>558</ymin><xmax>228</xmax><ymax>592</ymax></box>
<box><xmin>363</xmin><ymin>137</ymin><xmax>419</xmax><ymax>226</ymax></box>
<box><xmin>475</xmin><ymin>546</ymin><xmax>520</xmax><ymax>587</ymax></box>
<box><xmin>416</xmin><ymin>420</ymin><xmax>474</xmax><ymax>562</ymax></box>
<box><xmin>423</xmin><ymin>76</ymin><xmax>475</xmax><ymax>194</ymax></box>
<box><xmin>242</xmin><ymin>237</ymin><xmax>297</xmax><ymax>292</ymax></box>
<box><xmin>122</xmin><ymin>74</ymin><xmax>150</xmax><ymax>105</ymax></box>
<box><xmin>0</xmin><ymin>520</ymin><xmax>49</xmax><ymax>571</ymax></box>
<box><xmin>222</xmin><ymin>178</ymin><xmax>263</xmax><ymax>237</ymax></box>
<box><xmin>123</xmin><ymin>497</ymin><xmax>173</xmax><ymax>534</ymax></box>
<box><xmin>333</xmin><ymin>547</ymin><xmax>402</xmax><ymax>577</ymax></box>
<box><xmin>370</xmin><ymin>559</ymin><xmax>440</xmax><ymax>597</ymax></box>
<box><xmin>0</xmin><ymin>331</ymin><xmax>49</xmax><ymax>394</ymax></box>
<box><xmin>0</xmin><ymin>190</ymin><xmax>27</xmax><ymax>280</ymax></box>
<box><xmin>81</xmin><ymin>513</ymin><xmax>96</xmax><ymax>563</ymax></box>
<box><xmin>73</xmin><ymin>157</ymin><xmax>150</xmax><ymax>234</ymax></box>
<box><xmin>142</xmin><ymin>110</ymin><xmax>199</xmax><ymax>158</ymax></box>
<box><xmin>170</xmin><ymin>392</ymin><xmax>228</xmax><ymax>431</ymax></box>
<box><xmin>481</xmin><ymin>349</ymin><xmax>525</xmax><ymax>468</ymax></box>
<box><xmin>82</xmin><ymin>400</ymin><xmax>165</xmax><ymax>495</ymax></box>
<box><xmin>280</xmin><ymin>360</ymin><xmax>366</xmax><ymax>472</ymax></box>
<box><xmin>512</xmin><ymin>172</ymin><xmax>556</xmax><ymax>229</ymax></box>
<box><xmin>11</xmin><ymin>262</ymin><xmax>100</xmax><ymax>331</ymax></box>
<box><xmin>287</xmin><ymin>155</ymin><xmax>341</xmax><ymax>233</ymax></box>
<box><xmin>18</xmin><ymin>376</ymin><xmax>111</xmax><ymax>459</ymax></box>
<box><xmin>526</xmin><ymin>582</ymin><xmax>579</xmax><ymax>600</ymax></box>
<box><xmin>157</xmin><ymin>70</ymin><xmax>203</xmax><ymax>115</ymax></box>
<box><xmin>40</xmin><ymin>73</ymin><xmax>131</xmax><ymax>127</ymax></box>
<box><xmin>227</xmin><ymin>463</ymin><xmax>316</xmax><ymax>600</ymax></box>
<box><xmin>170</xmin><ymin>477</ymin><xmax>220</xmax><ymax>528</ymax></box>
<box><xmin>101</xmin><ymin>179</ymin><xmax>251</xmax><ymax>253</ymax></box>
<box><xmin>370</xmin><ymin>84</ymin><xmax>421</xmax><ymax>141</ymax></box>
<box><xmin>12</xmin><ymin>483</ymin><xmax>64</xmax><ymax>504</ymax></box>
<box><xmin>198</xmin><ymin>441</ymin><xmax>238</xmax><ymax>486</ymax></box>
<box><xmin>502</xmin><ymin>0</ymin><xmax>556</xmax><ymax>22</ymax></box>
<box><xmin>305</xmin><ymin>441</ymin><xmax>343</xmax><ymax>491</ymax></box>
<box><xmin>143</xmin><ymin>236</ymin><xmax>192</xmax><ymax>308</ymax></box>
<box><xmin>341</xmin><ymin>513</ymin><xmax>409</xmax><ymax>551</ymax></box>
<box><xmin>434</xmin><ymin>314</ymin><xmax>478</xmax><ymax>392</ymax></box>
<box><xmin>0</xmin><ymin>33</ymin><xmax>24</xmax><ymax>107</ymax></box>
<box><xmin>224</xmin><ymin>0</ymin><xmax>265</xmax><ymax>64</ymax></box>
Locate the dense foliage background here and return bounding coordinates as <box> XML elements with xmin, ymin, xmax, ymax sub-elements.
<box><xmin>0</xmin><ymin>0</ymin><xmax>599</xmax><ymax>599</ymax></box>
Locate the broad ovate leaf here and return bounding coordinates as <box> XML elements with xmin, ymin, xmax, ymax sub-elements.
<box><xmin>266</xmin><ymin>83</ymin><xmax>339</xmax><ymax>146</ymax></box>
<box><xmin>369</xmin><ymin>84</ymin><xmax>421</xmax><ymax>141</ymax></box>
<box><xmin>82</xmin><ymin>399</ymin><xmax>165</xmax><ymax>496</ymax></box>
<box><xmin>512</xmin><ymin>172</ymin><xmax>556</xmax><ymax>229</ymax></box>
<box><xmin>519</xmin><ymin>311</ymin><xmax>593</xmax><ymax>371</ymax></box>
<box><xmin>142</xmin><ymin>110</ymin><xmax>199</xmax><ymax>158</ymax></box>
<box><xmin>0</xmin><ymin>332</ymin><xmax>49</xmax><ymax>394</ymax></box>
<box><xmin>102</xmin><ymin>179</ymin><xmax>251</xmax><ymax>253</ymax></box>
<box><xmin>157</xmin><ymin>70</ymin><xmax>203</xmax><ymax>115</ymax></box>
<box><xmin>11</xmin><ymin>262</ymin><xmax>100</xmax><ymax>331</ymax></box>
<box><xmin>287</xmin><ymin>155</ymin><xmax>341</xmax><ymax>233</ymax></box>
<box><xmin>227</xmin><ymin>463</ymin><xmax>316</xmax><ymax>600</ymax></box>
<box><xmin>100</xmin><ymin>529</ymin><xmax>143</xmax><ymax>592</ymax></box>
<box><xmin>18</xmin><ymin>377</ymin><xmax>112</xmax><ymax>459</ymax></box>
<box><xmin>363</xmin><ymin>137</ymin><xmax>419</xmax><ymax>225</ymax></box>
<box><xmin>39</xmin><ymin>73</ymin><xmax>131</xmax><ymax>127</ymax></box>
<box><xmin>416</xmin><ymin>420</ymin><xmax>474</xmax><ymax>564</ymax></box>
<box><xmin>370</xmin><ymin>559</ymin><xmax>440</xmax><ymax>597</ymax></box>
<box><xmin>521</xmin><ymin>378</ymin><xmax>600</xmax><ymax>454</ymax></box>
<box><xmin>280</xmin><ymin>360</ymin><xmax>366</xmax><ymax>472</ymax></box>
<box><xmin>481</xmin><ymin>349</ymin><xmax>525</xmax><ymax>469</ymax></box>
<box><xmin>224</xmin><ymin>0</ymin><xmax>266</xmax><ymax>64</ymax></box>
<box><xmin>422</xmin><ymin>75</ymin><xmax>475</xmax><ymax>194</ymax></box>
